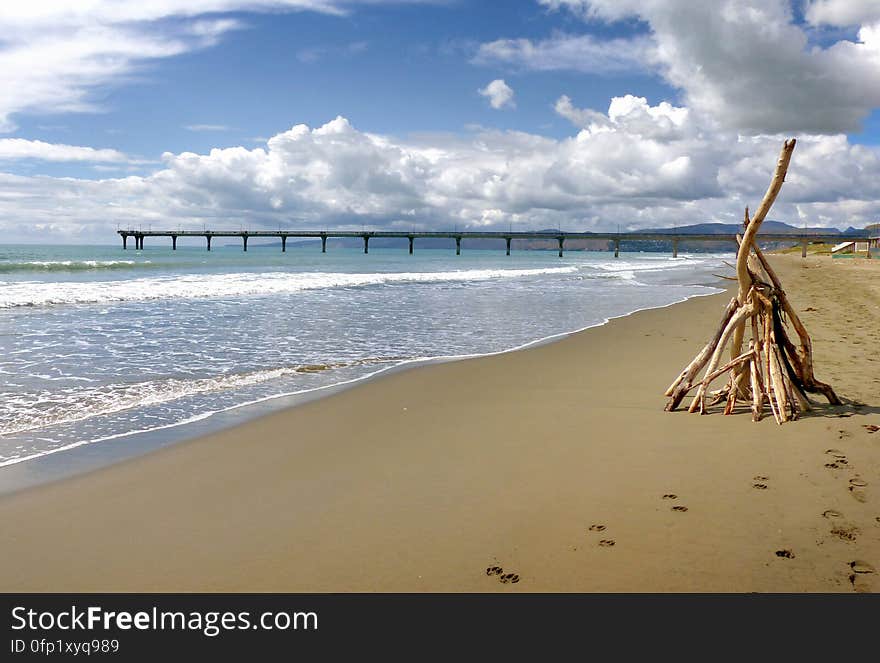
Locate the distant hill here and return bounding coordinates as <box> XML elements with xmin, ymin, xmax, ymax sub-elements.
<box><xmin>640</xmin><ymin>220</ymin><xmax>846</xmax><ymax>235</ymax></box>
<box><xmin>626</xmin><ymin>220</ymin><xmax>854</xmax><ymax>252</ymax></box>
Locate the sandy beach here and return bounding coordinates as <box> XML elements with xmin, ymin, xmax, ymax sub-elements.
<box><xmin>1</xmin><ymin>254</ymin><xmax>877</xmax><ymax>592</ymax></box>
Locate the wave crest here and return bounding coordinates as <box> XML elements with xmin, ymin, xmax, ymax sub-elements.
<box><xmin>0</xmin><ymin>266</ymin><xmax>579</xmax><ymax>308</ymax></box>
<box><xmin>0</xmin><ymin>259</ymin><xmax>153</xmax><ymax>273</ymax></box>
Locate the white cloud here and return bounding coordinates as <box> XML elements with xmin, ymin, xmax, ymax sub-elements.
<box><xmin>0</xmin><ymin>139</ymin><xmax>128</xmax><ymax>163</ymax></box>
<box><xmin>554</xmin><ymin>95</ymin><xmax>605</xmax><ymax>128</ymax></box>
<box><xmin>1</xmin><ymin>2</ymin><xmax>877</xmax><ymax>240</ymax></box>
<box><xmin>478</xmin><ymin>79</ymin><xmax>516</xmax><ymax>109</ymax></box>
<box><xmin>530</xmin><ymin>0</ymin><xmax>880</xmax><ymax>135</ymax></box>
<box><xmin>0</xmin><ymin>1</ymin><xmax>428</xmax><ymax>132</ymax></box>
<box><xmin>2</xmin><ymin>112</ymin><xmax>880</xmax><ymax>243</ymax></box>
<box><xmin>805</xmin><ymin>0</ymin><xmax>880</xmax><ymax>27</ymax></box>
<box><xmin>474</xmin><ymin>33</ymin><xmax>652</xmax><ymax>74</ymax></box>
<box><xmin>555</xmin><ymin>94</ymin><xmax>689</xmax><ymax>141</ymax></box>
<box><xmin>0</xmin><ymin>20</ymin><xmax>243</xmax><ymax>133</ymax></box>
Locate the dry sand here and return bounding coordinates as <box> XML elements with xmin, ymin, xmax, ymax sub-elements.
<box><xmin>1</xmin><ymin>254</ymin><xmax>878</xmax><ymax>592</ymax></box>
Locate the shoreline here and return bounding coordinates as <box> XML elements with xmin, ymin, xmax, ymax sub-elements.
<box><xmin>0</xmin><ymin>255</ymin><xmax>878</xmax><ymax>592</ymax></box>
<box><xmin>0</xmin><ymin>276</ymin><xmax>723</xmax><ymax>495</ymax></box>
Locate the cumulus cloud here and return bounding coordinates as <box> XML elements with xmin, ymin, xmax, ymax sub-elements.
<box><xmin>554</xmin><ymin>95</ymin><xmax>604</xmax><ymax>129</ymax></box>
<box><xmin>805</xmin><ymin>0</ymin><xmax>880</xmax><ymax>26</ymax></box>
<box><xmin>1</xmin><ymin>111</ymin><xmax>880</xmax><ymax>243</ymax></box>
<box><xmin>554</xmin><ymin>94</ymin><xmax>689</xmax><ymax>141</ymax></box>
<box><xmin>478</xmin><ymin>79</ymin><xmax>516</xmax><ymax>109</ymax></box>
<box><xmin>474</xmin><ymin>33</ymin><xmax>653</xmax><ymax>74</ymax></box>
<box><xmin>2</xmin><ymin>1</ymin><xmax>878</xmax><ymax>241</ymax></box>
<box><xmin>530</xmin><ymin>0</ymin><xmax>880</xmax><ymax>135</ymax></box>
<box><xmin>0</xmin><ymin>139</ymin><xmax>129</xmax><ymax>163</ymax></box>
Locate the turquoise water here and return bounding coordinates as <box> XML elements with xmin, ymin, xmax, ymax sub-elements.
<box><xmin>0</xmin><ymin>241</ymin><xmax>728</xmax><ymax>475</ymax></box>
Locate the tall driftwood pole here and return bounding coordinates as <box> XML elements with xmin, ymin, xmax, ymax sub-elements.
<box><xmin>664</xmin><ymin>139</ymin><xmax>839</xmax><ymax>423</ymax></box>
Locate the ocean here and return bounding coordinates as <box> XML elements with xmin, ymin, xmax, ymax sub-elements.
<box><xmin>0</xmin><ymin>240</ymin><xmax>729</xmax><ymax>486</ymax></box>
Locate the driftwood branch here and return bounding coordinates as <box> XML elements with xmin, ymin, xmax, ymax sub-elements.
<box><xmin>664</xmin><ymin>139</ymin><xmax>839</xmax><ymax>422</ymax></box>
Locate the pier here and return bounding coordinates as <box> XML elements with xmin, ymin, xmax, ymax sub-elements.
<box><xmin>117</xmin><ymin>229</ymin><xmax>871</xmax><ymax>258</ymax></box>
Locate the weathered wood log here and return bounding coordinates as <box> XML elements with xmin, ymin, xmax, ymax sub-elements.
<box><xmin>750</xmin><ymin>243</ymin><xmax>840</xmax><ymax>405</ymax></box>
<box><xmin>749</xmin><ymin>340</ymin><xmax>763</xmax><ymax>421</ymax></box>
<box><xmin>664</xmin><ymin>296</ymin><xmax>738</xmax><ymax>401</ymax></box>
<box><xmin>688</xmin><ymin>302</ymin><xmax>755</xmax><ymax>413</ymax></box>
<box><xmin>673</xmin><ymin>349</ymin><xmax>755</xmax><ymax>398</ymax></box>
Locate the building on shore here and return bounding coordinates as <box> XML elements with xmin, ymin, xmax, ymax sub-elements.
<box><xmin>832</xmin><ymin>239</ymin><xmax>874</xmax><ymax>258</ymax></box>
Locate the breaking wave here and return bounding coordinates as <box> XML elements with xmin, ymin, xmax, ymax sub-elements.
<box><xmin>0</xmin><ymin>266</ymin><xmax>579</xmax><ymax>308</ymax></box>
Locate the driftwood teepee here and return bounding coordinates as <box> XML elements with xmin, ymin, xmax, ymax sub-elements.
<box><xmin>664</xmin><ymin>138</ymin><xmax>840</xmax><ymax>423</ymax></box>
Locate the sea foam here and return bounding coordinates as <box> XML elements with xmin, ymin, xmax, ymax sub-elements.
<box><xmin>0</xmin><ymin>266</ymin><xmax>579</xmax><ymax>308</ymax></box>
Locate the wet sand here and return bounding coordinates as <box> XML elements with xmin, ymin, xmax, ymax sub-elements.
<box><xmin>1</xmin><ymin>254</ymin><xmax>878</xmax><ymax>592</ymax></box>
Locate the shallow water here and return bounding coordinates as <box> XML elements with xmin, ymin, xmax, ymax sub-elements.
<box><xmin>0</xmin><ymin>242</ymin><xmax>729</xmax><ymax>471</ymax></box>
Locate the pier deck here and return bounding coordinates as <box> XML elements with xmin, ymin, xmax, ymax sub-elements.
<box><xmin>117</xmin><ymin>229</ymin><xmax>871</xmax><ymax>258</ymax></box>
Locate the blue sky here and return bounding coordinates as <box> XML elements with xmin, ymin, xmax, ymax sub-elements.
<box><xmin>8</xmin><ymin>0</ymin><xmax>672</xmax><ymax>178</ymax></box>
<box><xmin>1</xmin><ymin>0</ymin><xmax>880</xmax><ymax>241</ymax></box>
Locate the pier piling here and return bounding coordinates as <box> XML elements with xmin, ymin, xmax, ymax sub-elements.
<box><xmin>116</xmin><ymin>229</ymin><xmax>860</xmax><ymax>260</ymax></box>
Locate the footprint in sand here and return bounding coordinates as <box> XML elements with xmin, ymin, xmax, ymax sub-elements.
<box><xmin>824</xmin><ymin>449</ymin><xmax>849</xmax><ymax>470</ymax></box>
<box><xmin>662</xmin><ymin>494</ymin><xmax>677</xmax><ymax>500</ymax></box>
<box><xmin>672</xmin><ymin>505</ymin><xmax>688</xmax><ymax>513</ymax></box>
<box><xmin>487</xmin><ymin>566</ymin><xmax>521</xmax><ymax>584</ymax></box>
<box><xmin>753</xmin><ymin>481</ymin><xmax>769</xmax><ymax>490</ymax></box>
<box><xmin>775</xmin><ymin>550</ymin><xmax>795</xmax><ymax>559</ymax></box>
<box><xmin>588</xmin><ymin>524</ymin><xmax>606</xmax><ymax>532</ymax></box>
<box><xmin>847</xmin><ymin>477</ymin><xmax>868</xmax><ymax>502</ymax></box>
<box><xmin>849</xmin><ymin>560</ymin><xmax>875</xmax><ymax>593</ymax></box>
<box><xmin>823</xmin><ymin>509</ymin><xmax>843</xmax><ymax>519</ymax></box>
<box><xmin>830</xmin><ymin>524</ymin><xmax>860</xmax><ymax>542</ymax></box>
<box><xmin>849</xmin><ymin>487</ymin><xmax>867</xmax><ymax>503</ymax></box>
<box><xmin>838</xmin><ymin>430</ymin><xmax>852</xmax><ymax>440</ymax></box>
<box><xmin>851</xmin><ymin>560</ymin><xmax>876</xmax><ymax>574</ymax></box>
<box><xmin>863</xmin><ymin>425</ymin><xmax>879</xmax><ymax>433</ymax></box>
<box><xmin>598</xmin><ymin>539</ymin><xmax>615</xmax><ymax>547</ymax></box>
<box><xmin>850</xmin><ymin>575</ymin><xmax>872</xmax><ymax>593</ymax></box>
